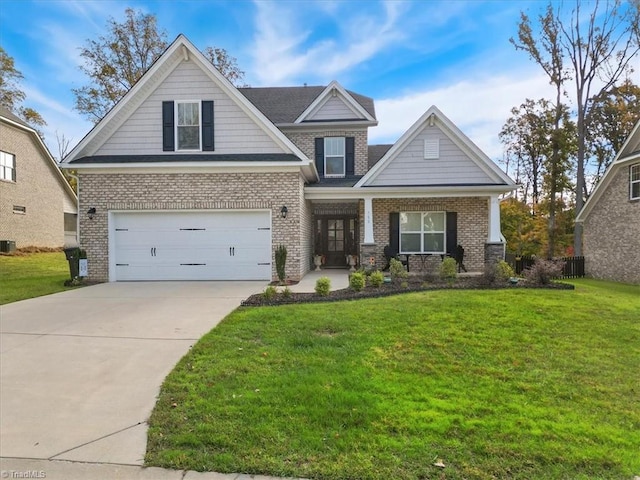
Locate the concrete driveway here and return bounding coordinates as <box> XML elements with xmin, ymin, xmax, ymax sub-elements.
<box><xmin>0</xmin><ymin>281</ymin><xmax>263</xmax><ymax>471</ymax></box>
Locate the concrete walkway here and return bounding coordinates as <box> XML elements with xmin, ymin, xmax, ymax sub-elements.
<box><xmin>1</xmin><ymin>281</ymin><xmax>313</xmax><ymax>480</ymax></box>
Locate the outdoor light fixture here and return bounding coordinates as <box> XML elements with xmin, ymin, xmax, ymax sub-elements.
<box><xmin>280</xmin><ymin>206</ymin><xmax>288</xmax><ymax>219</ymax></box>
<box><xmin>87</xmin><ymin>207</ymin><xmax>96</xmax><ymax>220</ymax></box>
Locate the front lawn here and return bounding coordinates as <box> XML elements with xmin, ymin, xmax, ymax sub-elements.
<box><xmin>0</xmin><ymin>251</ymin><xmax>75</xmax><ymax>304</ymax></box>
<box><xmin>146</xmin><ymin>279</ymin><xmax>640</xmax><ymax>480</ymax></box>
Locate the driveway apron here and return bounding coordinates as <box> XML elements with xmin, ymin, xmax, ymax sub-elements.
<box><xmin>0</xmin><ymin>281</ymin><xmax>263</xmax><ymax>466</ymax></box>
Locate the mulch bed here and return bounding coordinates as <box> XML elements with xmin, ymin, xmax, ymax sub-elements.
<box><xmin>241</xmin><ymin>276</ymin><xmax>574</xmax><ymax>307</ymax></box>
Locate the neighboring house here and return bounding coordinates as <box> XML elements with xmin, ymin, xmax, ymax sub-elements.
<box><xmin>61</xmin><ymin>34</ymin><xmax>516</xmax><ymax>282</ymax></box>
<box><xmin>0</xmin><ymin>107</ymin><xmax>78</xmax><ymax>250</ymax></box>
<box><xmin>576</xmin><ymin>120</ymin><xmax>640</xmax><ymax>284</ymax></box>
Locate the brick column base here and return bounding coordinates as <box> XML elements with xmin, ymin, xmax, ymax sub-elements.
<box><xmin>360</xmin><ymin>243</ymin><xmax>377</xmax><ymax>272</ymax></box>
<box><xmin>484</xmin><ymin>242</ymin><xmax>505</xmax><ymax>269</ymax></box>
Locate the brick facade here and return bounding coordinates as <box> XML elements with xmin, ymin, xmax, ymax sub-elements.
<box><xmin>78</xmin><ymin>171</ymin><xmax>310</xmax><ymax>282</ymax></box>
<box><xmin>358</xmin><ymin>197</ymin><xmax>490</xmax><ymax>273</ymax></box>
<box><xmin>0</xmin><ymin>122</ymin><xmax>76</xmax><ymax>248</ymax></box>
<box><xmin>283</xmin><ymin>128</ymin><xmax>369</xmax><ymax>175</ymax></box>
<box><xmin>583</xmin><ymin>165</ymin><xmax>640</xmax><ymax>284</ymax></box>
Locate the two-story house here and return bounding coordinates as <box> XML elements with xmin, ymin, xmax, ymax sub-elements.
<box><xmin>61</xmin><ymin>34</ymin><xmax>516</xmax><ymax>282</ymax></box>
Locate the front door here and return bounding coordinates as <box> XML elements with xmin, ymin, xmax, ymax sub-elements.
<box><xmin>315</xmin><ymin>216</ymin><xmax>358</xmax><ymax>267</ymax></box>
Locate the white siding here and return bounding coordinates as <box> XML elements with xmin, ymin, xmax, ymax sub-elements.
<box><xmin>368</xmin><ymin>125</ymin><xmax>495</xmax><ymax>186</ymax></box>
<box><xmin>96</xmin><ymin>61</ymin><xmax>284</xmax><ymax>156</ymax></box>
<box><xmin>307</xmin><ymin>95</ymin><xmax>361</xmax><ymax>121</ymax></box>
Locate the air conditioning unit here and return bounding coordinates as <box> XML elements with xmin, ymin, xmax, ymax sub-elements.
<box><xmin>0</xmin><ymin>240</ymin><xmax>16</xmax><ymax>253</ymax></box>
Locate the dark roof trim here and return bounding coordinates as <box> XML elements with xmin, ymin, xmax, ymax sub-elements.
<box><xmin>69</xmin><ymin>154</ymin><xmax>303</xmax><ymax>164</ymax></box>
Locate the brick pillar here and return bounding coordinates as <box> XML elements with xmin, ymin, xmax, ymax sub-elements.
<box><xmin>484</xmin><ymin>242</ymin><xmax>505</xmax><ymax>268</ymax></box>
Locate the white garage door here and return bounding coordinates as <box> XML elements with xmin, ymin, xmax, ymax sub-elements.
<box><xmin>111</xmin><ymin>211</ymin><xmax>272</xmax><ymax>281</ymax></box>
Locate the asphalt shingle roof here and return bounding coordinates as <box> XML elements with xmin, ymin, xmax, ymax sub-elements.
<box><xmin>367</xmin><ymin>144</ymin><xmax>393</xmax><ymax>169</ymax></box>
<box><xmin>0</xmin><ymin>106</ymin><xmax>33</xmax><ymax>129</ymax></box>
<box><xmin>239</xmin><ymin>86</ymin><xmax>376</xmax><ymax>124</ymax></box>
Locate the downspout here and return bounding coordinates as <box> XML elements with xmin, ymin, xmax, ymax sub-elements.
<box><xmin>67</xmin><ymin>171</ymin><xmax>80</xmax><ymax>247</ymax></box>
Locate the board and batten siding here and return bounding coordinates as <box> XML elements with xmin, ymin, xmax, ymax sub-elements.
<box><xmin>306</xmin><ymin>95</ymin><xmax>361</xmax><ymax>121</ymax></box>
<box><xmin>96</xmin><ymin>60</ymin><xmax>284</xmax><ymax>156</ymax></box>
<box><xmin>367</xmin><ymin>126</ymin><xmax>495</xmax><ymax>186</ymax></box>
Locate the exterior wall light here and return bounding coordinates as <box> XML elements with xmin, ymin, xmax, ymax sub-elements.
<box><xmin>280</xmin><ymin>206</ymin><xmax>288</xmax><ymax>219</ymax></box>
<box><xmin>87</xmin><ymin>207</ymin><xmax>96</xmax><ymax>220</ymax></box>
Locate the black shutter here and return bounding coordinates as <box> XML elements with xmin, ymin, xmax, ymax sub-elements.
<box><xmin>315</xmin><ymin>138</ymin><xmax>324</xmax><ymax>177</ymax></box>
<box><xmin>345</xmin><ymin>137</ymin><xmax>355</xmax><ymax>175</ymax></box>
<box><xmin>446</xmin><ymin>212</ymin><xmax>458</xmax><ymax>256</ymax></box>
<box><xmin>162</xmin><ymin>101</ymin><xmax>175</xmax><ymax>151</ymax></box>
<box><xmin>201</xmin><ymin>101</ymin><xmax>214</xmax><ymax>151</ymax></box>
<box><xmin>389</xmin><ymin>212</ymin><xmax>400</xmax><ymax>254</ymax></box>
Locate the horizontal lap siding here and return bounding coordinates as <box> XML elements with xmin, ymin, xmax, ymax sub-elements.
<box><xmin>96</xmin><ymin>61</ymin><xmax>283</xmax><ymax>156</ymax></box>
<box><xmin>307</xmin><ymin>95</ymin><xmax>360</xmax><ymax>121</ymax></box>
<box><xmin>78</xmin><ymin>171</ymin><xmax>305</xmax><ymax>282</ymax></box>
<box><xmin>368</xmin><ymin>126</ymin><xmax>493</xmax><ymax>186</ymax></box>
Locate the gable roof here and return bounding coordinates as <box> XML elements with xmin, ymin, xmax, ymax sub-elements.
<box><xmin>293</xmin><ymin>81</ymin><xmax>376</xmax><ymax>124</ymax></box>
<box><xmin>0</xmin><ymin>107</ymin><xmax>78</xmax><ymax>209</ymax></box>
<box><xmin>239</xmin><ymin>82</ymin><xmax>376</xmax><ymax>125</ymax></box>
<box><xmin>576</xmin><ymin>119</ymin><xmax>640</xmax><ymax>223</ymax></box>
<box><xmin>355</xmin><ymin>105</ymin><xmax>515</xmax><ymax>189</ymax></box>
<box><xmin>62</xmin><ymin>34</ymin><xmax>317</xmax><ymax>181</ymax></box>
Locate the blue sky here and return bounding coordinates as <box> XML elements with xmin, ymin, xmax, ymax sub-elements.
<box><xmin>1</xmin><ymin>0</ymin><xmax>569</xmax><ymax>161</ymax></box>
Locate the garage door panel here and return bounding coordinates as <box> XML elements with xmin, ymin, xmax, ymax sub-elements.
<box><xmin>111</xmin><ymin>211</ymin><xmax>272</xmax><ymax>281</ymax></box>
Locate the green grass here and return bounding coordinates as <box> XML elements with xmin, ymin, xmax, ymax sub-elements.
<box><xmin>0</xmin><ymin>252</ymin><xmax>76</xmax><ymax>304</ymax></box>
<box><xmin>146</xmin><ymin>279</ymin><xmax>640</xmax><ymax>480</ymax></box>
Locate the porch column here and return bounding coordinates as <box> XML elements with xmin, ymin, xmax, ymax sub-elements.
<box><xmin>363</xmin><ymin>196</ymin><xmax>375</xmax><ymax>244</ymax></box>
<box><xmin>487</xmin><ymin>195</ymin><xmax>502</xmax><ymax>243</ymax></box>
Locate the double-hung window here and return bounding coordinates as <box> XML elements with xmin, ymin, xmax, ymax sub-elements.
<box><xmin>176</xmin><ymin>101</ymin><xmax>200</xmax><ymax>150</ymax></box>
<box><xmin>631</xmin><ymin>164</ymin><xmax>640</xmax><ymax>200</ymax></box>
<box><xmin>324</xmin><ymin>137</ymin><xmax>345</xmax><ymax>177</ymax></box>
<box><xmin>400</xmin><ymin>212</ymin><xmax>445</xmax><ymax>254</ymax></box>
<box><xmin>0</xmin><ymin>151</ymin><xmax>16</xmax><ymax>182</ymax></box>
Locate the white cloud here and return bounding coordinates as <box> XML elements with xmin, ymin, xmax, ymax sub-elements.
<box><xmin>369</xmin><ymin>69</ymin><xmax>557</xmax><ymax>161</ymax></box>
<box><xmin>250</xmin><ymin>0</ymin><xmax>408</xmax><ymax>85</ymax></box>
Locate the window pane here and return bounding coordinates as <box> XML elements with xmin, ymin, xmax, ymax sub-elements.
<box><xmin>178</xmin><ymin>103</ymin><xmax>199</xmax><ymax>126</ymax></box>
<box><xmin>632</xmin><ymin>165</ymin><xmax>640</xmax><ymax>182</ymax></box>
<box><xmin>400</xmin><ymin>212</ymin><xmax>421</xmax><ymax>232</ymax></box>
<box><xmin>326</xmin><ymin>157</ymin><xmax>344</xmax><ymax>175</ymax></box>
<box><xmin>400</xmin><ymin>233</ymin><xmax>420</xmax><ymax>252</ymax></box>
<box><xmin>632</xmin><ymin>181</ymin><xmax>640</xmax><ymax>199</ymax></box>
<box><xmin>424</xmin><ymin>233</ymin><xmax>444</xmax><ymax>252</ymax></box>
<box><xmin>423</xmin><ymin>212</ymin><xmax>444</xmax><ymax>232</ymax></box>
<box><xmin>178</xmin><ymin>126</ymin><xmax>200</xmax><ymax>149</ymax></box>
<box><xmin>325</xmin><ymin>137</ymin><xmax>344</xmax><ymax>156</ymax></box>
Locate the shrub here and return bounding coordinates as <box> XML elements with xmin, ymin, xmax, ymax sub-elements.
<box><xmin>368</xmin><ymin>270</ymin><xmax>384</xmax><ymax>288</ymax></box>
<box><xmin>400</xmin><ymin>281</ymin><xmax>409</xmax><ymax>289</ymax></box>
<box><xmin>523</xmin><ymin>258</ymin><xmax>565</xmax><ymax>285</ymax></box>
<box><xmin>495</xmin><ymin>260</ymin><xmax>515</xmax><ymax>282</ymax></box>
<box><xmin>315</xmin><ymin>276</ymin><xmax>331</xmax><ymax>296</ymax></box>
<box><xmin>350</xmin><ymin>272</ymin><xmax>366</xmax><ymax>291</ymax></box>
<box><xmin>281</xmin><ymin>286</ymin><xmax>292</xmax><ymax>299</ymax></box>
<box><xmin>439</xmin><ymin>257</ymin><xmax>458</xmax><ymax>283</ymax></box>
<box><xmin>389</xmin><ymin>258</ymin><xmax>408</xmax><ymax>280</ymax></box>
<box><xmin>275</xmin><ymin>245</ymin><xmax>287</xmax><ymax>284</ymax></box>
<box><xmin>262</xmin><ymin>285</ymin><xmax>277</xmax><ymax>300</ymax></box>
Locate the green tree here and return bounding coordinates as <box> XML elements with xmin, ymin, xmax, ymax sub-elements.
<box><xmin>74</xmin><ymin>8</ymin><xmax>247</xmax><ymax>123</ymax></box>
<box><xmin>512</xmin><ymin>0</ymin><xmax>640</xmax><ymax>255</ymax></box>
<box><xmin>586</xmin><ymin>79</ymin><xmax>640</xmax><ymax>184</ymax></box>
<box><xmin>0</xmin><ymin>46</ymin><xmax>46</xmax><ymax>128</ymax></box>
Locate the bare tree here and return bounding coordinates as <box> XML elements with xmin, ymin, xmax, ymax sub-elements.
<box><xmin>512</xmin><ymin>0</ymin><xmax>640</xmax><ymax>255</ymax></box>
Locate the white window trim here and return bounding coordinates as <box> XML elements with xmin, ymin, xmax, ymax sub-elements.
<box><xmin>399</xmin><ymin>211</ymin><xmax>446</xmax><ymax>254</ymax></box>
<box><xmin>0</xmin><ymin>151</ymin><xmax>16</xmax><ymax>182</ymax></box>
<box><xmin>324</xmin><ymin>137</ymin><xmax>346</xmax><ymax>178</ymax></box>
<box><xmin>424</xmin><ymin>138</ymin><xmax>439</xmax><ymax>159</ymax></box>
<box><xmin>631</xmin><ymin>164</ymin><xmax>640</xmax><ymax>200</ymax></box>
<box><xmin>175</xmin><ymin>100</ymin><xmax>202</xmax><ymax>151</ymax></box>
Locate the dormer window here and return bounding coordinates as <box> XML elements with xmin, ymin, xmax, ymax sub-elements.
<box><xmin>177</xmin><ymin>101</ymin><xmax>200</xmax><ymax>150</ymax></box>
<box><xmin>324</xmin><ymin>137</ymin><xmax>345</xmax><ymax>177</ymax></box>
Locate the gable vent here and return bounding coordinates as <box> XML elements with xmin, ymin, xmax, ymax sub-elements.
<box><xmin>424</xmin><ymin>139</ymin><xmax>439</xmax><ymax>159</ymax></box>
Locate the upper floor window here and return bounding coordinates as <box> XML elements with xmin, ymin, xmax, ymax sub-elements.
<box><xmin>324</xmin><ymin>137</ymin><xmax>345</xmax><ymax>177</ymax></box>
<box><xmin>631</xmin><ymin>164</ymin><xmax>640</xmax><ymax>200</ymax></box>
<box><xmin>400</xmin><ymin>211</ymin><xmax>445</xmax><ymax>254</ymax></box>
<box><xmin>177</xmin><ymin>101</ymin><xmax>200</xmax><ymax>150</ymax></box>
<box><xmin>1</xmin><ymin>151</ymin><xmax>16</xmax><ymax>182</ymax></box>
